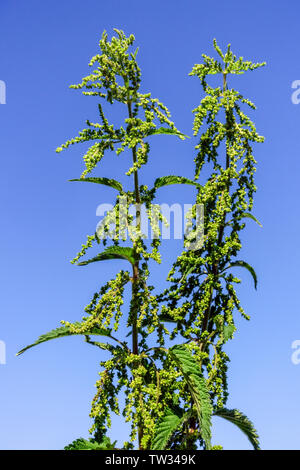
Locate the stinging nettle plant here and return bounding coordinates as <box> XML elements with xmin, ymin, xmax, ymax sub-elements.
<box><xmin>18</xmin><ymin>30</ymin><xmax>265</xmax><ymax>450</ymax></box>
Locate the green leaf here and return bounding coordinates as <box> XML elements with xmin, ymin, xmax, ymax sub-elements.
<box><xmin>16</xmin><ymin>324</ymin><xmax>112</xmax><ymax>356</ymax></box>
<box><xmin>147</xmin><ymin>127</ymin><xmax>189</xmax><ymax>139</ymax></box>
<box><xmin>225</xmin><ymin>260</ymin><xmax>258</xmax><ymax>289</ymax></box>
<box><xmin>69</xmin><ymin>177</ymin><xmax>123</xmax><ymax>193</ymax></box>
<box><xmin>152</xmin><ymin>407</ymin><xmax>185</xmax><ymax>450</ymax></box>
<box><xmin>213</xmin><ymin>408</ymin><xmax>260</xmax><ymax>450</ymax></box>
<box><xmin>64</xmin><ymin>436</ymin><xmax>116</xmax><ymax>450</ymax></box>
<box><xmin>214</xmin><ymin>316</ymin><xmax>235</xmax><ymax>343</ymax></box>
<box><xmin>179</xmin><ymin>265</ymin><xmax>197</xmax><ymax>282</ymax></box>
<box><xmin>169</xmin><ymin>344</ymin><xmax>213</xmax><ymax>449</ymax></box>
<box><xmin>226</xmin><ymin>212</ymin><xmax>262</xmax><ymax>229</ymax></box>
<box><xmin>223</xmin><ymin>324</ymin><xmax>236</xmax><ymax>343</ymax></box>
<box><xmin>77</xmin><ymin>246</ymin><xmax>136</xmax><ymax>266</ymax></box>
<box><xmin>154</xmin><ymin>176</ymin><xmax>201</xmax><ymax>190</ymax></box>
<box><xmin>241</xmin><ymin>212</ymin><xmax>262</xmax><ymax>227</ymax></box>
<box><xmin>84</xmin><ymin>337</ymin><xmax>115</xmax><ymax>352</ymax></box>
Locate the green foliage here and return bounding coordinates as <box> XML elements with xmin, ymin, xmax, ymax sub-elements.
<box><xmin>147</xmin><ymin>127</ymin><xmax>188</xmax><ymax>138</ymax></box>
<box><xmin>77</xmin><ymin>246</ymin><xmax>136</xmax><ymax>266</ymax></box>
<box><xmin>16</xmin><ymin>324</ymin><xmax>112</xmax><ymax>356</ymax></box>
<box><xmin>151</xmin><ymin>407</ymin><xmax>185</xmax><ymax>450</ymax></box>
<box><xmin>169</xmin><ymin>345</ymin><xmax>213</xmax><ymax>449</ymax></box>
<box><xmin>162</xmin><ymin>38</ymin><xmax>265</xmax><ymax>422</ymax></box>
<box><xmin>154</xmin><ymin>175</ymin><xmax>201</xmax><ymax>190</ymax></box>
<box><xmin>70</xmin><ymin>177</ymin><xmax>123</xmax><ymax>193</ymax></box>
<box><xmin>224</xmin><ymin>260</ymin><xmax>258</xmax><ymax>290</ymax></box>
<box><xmin>18</xmin><ymin>31</ymin><xmax>264</xmax><ymax>450</ymax></box>
<box><xmin>223</xmin><ymin>324</ymin><xmax>236</xmax><ymax>343</ymax></box>
<box><xmin>213</xmin><ymin>408</ymin><xmax>260</xmax><ymax>450</ymax></box>
<box><xmin>64</xmin><ymin>435</ymin><xmax>116</xmax><ymax>450</ymax></box>
<box><xmin>239</xmin><ymin>212</ymin><xmax>262</xmax><ymax>227</ymax></box>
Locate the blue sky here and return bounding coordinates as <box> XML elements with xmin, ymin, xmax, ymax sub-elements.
<box><xmin>0</xmin><ymin>0</ymin><xmax>299</xmax><ymax>450</ymax></box>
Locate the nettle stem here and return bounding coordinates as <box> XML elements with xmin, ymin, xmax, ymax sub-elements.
<box><xmin>127</xmin><ymin>98</ymin><xmax>143</xmax><ymax>448</ymax></box>
<box><xmin>200</xmin><ymin>72</ymin><xmax>230</xmax><ymax>349</ymax></box>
